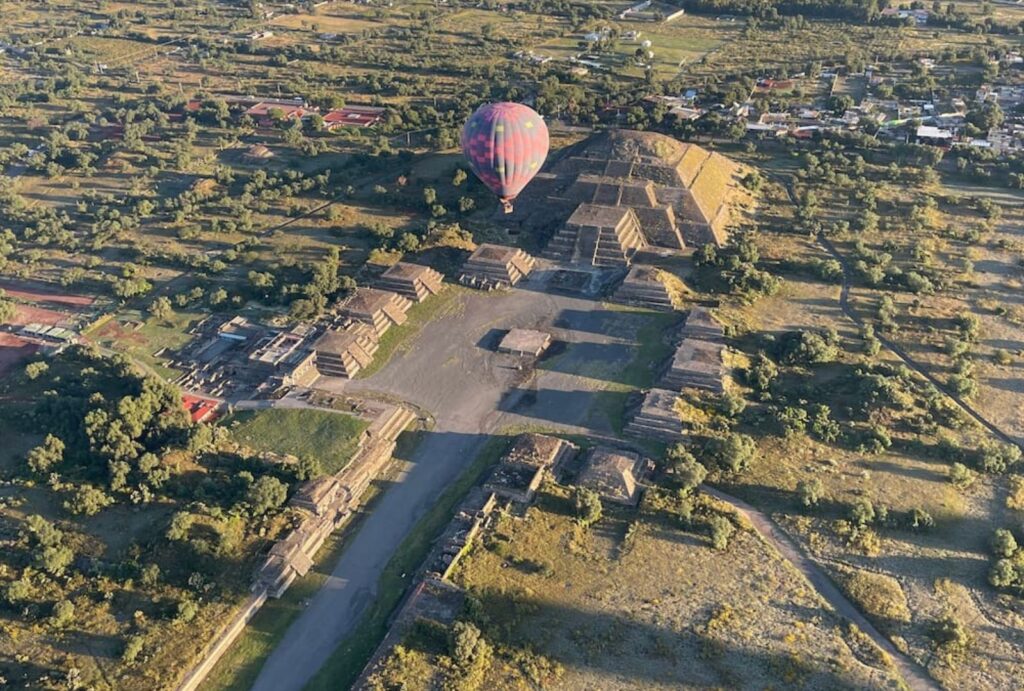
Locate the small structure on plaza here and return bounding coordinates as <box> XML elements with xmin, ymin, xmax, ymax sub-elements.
<box><xmin>338</xmin><ymin>288</ymin><xmax>412</xmax><ymax>337</ymax></box>
<box><xmin>483</xmin><ymin>433</ymin><xmax>577</xmax><ymax>504</ymax></box>
<box><xmin>498</xmin><ymin>328</ymin><xmax>552</xmax><ymax>357</ymax></box>
<box><xmin>613</xmin><ymin>264</ymin><xmax>688</xmax><ymax>311</ymax></box>
<box><xmin>459</xmin><ymin>243</ymin><xmax>536</xmax><ymax>289</ymax></box>
<box><xmin>542</xmin><ymin>204</ymin><xmax>646</xmax><ymax>267</ymax></box>
<box><xmin>376</xmin><ymin>262</ymin><xmax>444</xmax><ymax>303</ymax></box>
<box><xmin>577</xmin><ymin>446</ymin><xmax>646</xmax><ymax>506</ymax></box>
<box><xmin>313</xmin><ymin>321</ymin><xmax>380</xmax><ymax>379</ymax></box>
<box><xmin>624</xmin><ymin>388</ymin><xmax>685</xmax><ymax>443</ymax></box>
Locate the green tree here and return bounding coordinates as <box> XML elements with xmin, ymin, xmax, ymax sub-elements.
<box><xmin>26</xmin><ymin>434</ymin><xmax>65</xmax><ymax>474</ymax></box>
<box><xmin>63</xmin><ymin>485</ymin><xmax>114</xmax><ymax>516</ymax></box>
<box><xmin>246</xmin><ymin>476</ymin><xmax>288</xmax><ymax>515</ymax></box>
<box><xmin>666</xmin><ymin>444</ymin><xmax>706</xmax><ymax>493</ymax></box>
<box><xmin>149</xmin><ymin>296</ymin><xmax>173</xmax><ymax>322</ymax></box>
<box><xmin>708</xmin><ymin>433</ymin><xmax>757</xmax><ymax>473</ymax></box>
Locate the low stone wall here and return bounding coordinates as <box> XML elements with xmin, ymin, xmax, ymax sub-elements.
<box><xmin>175</xmin><ymin>589</ymin><xmax>268</xmax><ymax>691</ymax></box>
<box><xmin>173</xmin><ymin>404</ymin><xmax>414</xmax><ymax>691</ymax></box>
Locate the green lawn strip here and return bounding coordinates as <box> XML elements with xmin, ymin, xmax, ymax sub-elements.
<box><xmin>303</xmin><ymin>434</ymin><xmax>509</xmax><ymax>691</ymax></box>
<box><xmin>356</xmin><ymin>287</ymin><xmax>464</xmax><ymax>379</ymax></box>
<box><xmin>224</xmin><ymin>408</ymin><xmax>369</xmax><ymax>474</ymax></box>
<box><xmin>198</xmin><ymin>469</ymin><xmax>394</xmax><ymax>691</ymax></box>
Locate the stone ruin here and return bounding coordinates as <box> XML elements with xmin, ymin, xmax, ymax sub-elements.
<box><xmin>376</xmin><ymin>262</ymin><xmax>444</xmax><ymax>303</ymax></box>
<box><xmin>338</xmin><ymin>287</ymin><xmax>412</xmax><ymax>337</ymax></box>
<box><xmin>511</xmin><ymin>130</ymin><xmax>748</xmax><ymax>267</ymax></box>
<box><xmin>613</xmin><ymin>264</ymin><xmax>689</xmax><ymax>311</ymax></box>
<box><xmin>458</xmin><ymin>243</ymin><xmax>536</xmax><ymax>289</ymax></box>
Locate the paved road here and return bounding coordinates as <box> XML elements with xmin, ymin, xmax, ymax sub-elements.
<box><xmin>250</xmin><ymin>271</ymin><xmax>644</xmax><ymax>691</ymax></box>
<box><xmin>703</xmin><ymin>487</ymin><xmax>938</xmax><ymax>691</ymax></box>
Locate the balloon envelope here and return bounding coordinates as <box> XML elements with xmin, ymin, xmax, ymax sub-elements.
<box><xmin>461</xmin><ymin>102</ymin><xmax>549</xmax><ymax>212</ymax></box>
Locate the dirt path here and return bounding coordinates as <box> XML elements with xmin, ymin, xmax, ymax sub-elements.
<box><xmin>703</xmin><ymin>486</ymin><xmax>939</xmax><ymax>691</ymax></box>
<box><xmin>774</xmin><ymin>174</ymin><xmax>1022</xmax><ymax>450</ymax></box>
<box><xmin>816</xmin><ymin>232</ymin><xmax>1023</xmax><ymax>449</ymax></box>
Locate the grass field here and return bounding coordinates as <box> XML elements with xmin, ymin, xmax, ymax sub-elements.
<box><xmin>226</xmin><ymin>407</ymin><xmax>369</xmax><ymax>474</ymax></box>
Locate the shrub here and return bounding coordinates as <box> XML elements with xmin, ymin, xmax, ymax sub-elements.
<box><xmin>948</xmin><ymin>462</ymin><xmax>976</xmax><ymax>490</ymax></box>
<box><xmin>708</xmin><ymin>515</ymin><xmax>735</xmax><ymax>551</ymax></box>
<box><xmin>991</xmin><ymin>528</ymin><xmax>1018</xmax><ymax>558</ymax></box>
<box><xmin>50</xmin><ymin>599</ymin><xmax>75</xmax><ymax>629</ymax></box>
<box><xmin>905</xmin><ymin>508</ymin><xmax>934</xmax><ymax>532</ymax></box>
<box><xmin>797</xmin><ymin>478</ymin><xmax>824</xmax><ymax>508</ymax></box>
<box><xmin>573</xmin><ymin>487</ymin><xmax>602</xmax><ymax>527</ymax></box>
<box><xmin>849</xmin><ymin>499</ymin><xmax>876</xmax><ymax>527</ymax></box>
<box><xmin>121</xmin><ymin>634</ymin><xmax>145</xmax><ymax>665</ymax></box>
<box><xmin>988</xmin><ymin>559</ymin><xmax>1019</xmax><ymax>589</ymax></box>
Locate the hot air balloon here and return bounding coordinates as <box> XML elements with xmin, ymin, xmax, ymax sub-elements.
<box><xmin>460</xmin><ymin>102</ymin><xmax>549</xmax><ymax>214</ymax></box>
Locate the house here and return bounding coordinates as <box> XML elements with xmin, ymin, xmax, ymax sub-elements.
<box><xmin>881</xmin><ymin>8</ymin><xmax>928</xmax><ymax>25</ymax></box>
<box><xmin>916</xmin><ymin>125</ymin><xmax>954</xmax><ymax>146</ymax></box>
<box><xmin>181</xmin><ymin>395</ymin><xmax>220</xmax><ymax>423</ymax></box>
<box><xmin>244</xmin><ymin>102</ymin><xmax>311</xmax><ymax>127</ymax></box>
<box><xmin>322</xmin><ymin>105</ymin><xmax>386</xmax><ymax>129</ymax></box>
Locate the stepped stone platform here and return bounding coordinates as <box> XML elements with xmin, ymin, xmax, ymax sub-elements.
<box><xmin>680</xmin><ymin>306</ymin><xmax>724</xmax><ymax>342</ymax></box>
<box><xmin>543</xmin><ymin>203</ymin><xmax>646</xmax><ymax>267</ymax></box>
<box><xmin>313</xmin><ymin>321</ymin><xmax>380</xmax><ymax>378</ymax></box>
<box><xmin>458</xmin><ymin>244</ymin><xmax>535</xmax><ymax>289</ymax></box>
<box><xmin>624</xmin><ymin>388</ymin><xmax>685</xmax><ymax>443</ymax></box>
<box><xmin>660</xmin><ymin>337</ymin><xmax>724</xmax><ymax>392</ymax></box>
<box><xmin>613</xmin><ymin>264</ymin><xmax>687</xmax><ymax>311</ymax></box>
<box><xmin>338</xmin><ymin>288</ymin><xmax>412</xmax><ymax>337</ymax></box>
<box><xmin>510</xmin><ymin>130</ymin><xmax>750</xmax><ymax>250</ymax></box>
<box><xmin>577</xmin><ymin>446</ymin><xmax>646</xmax><ymax>506</ymax></box>
<box><xmin>376</xmin><ymin>262</ymin><xmax>444</xmax><ymax>303</ymax></box>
